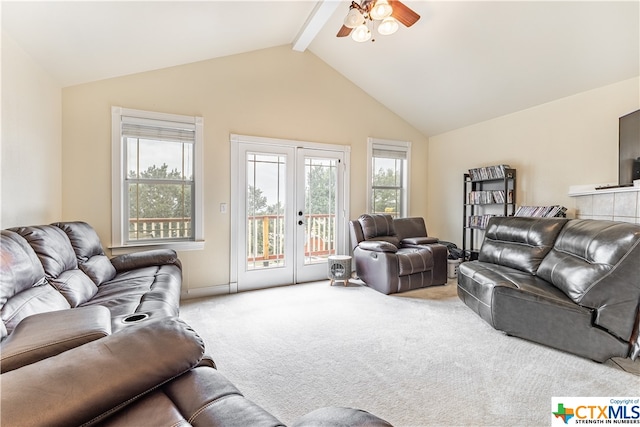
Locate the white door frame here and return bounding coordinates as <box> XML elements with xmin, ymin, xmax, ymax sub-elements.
<box><xmin>230</xmin><ymin>134</ymin><xmax>350</xmax><ymax>293</ymax></box>
<box><xmin>295</xmin><ymin>147</ymin><xmax>346</xmax><ymax>284</ymax></box>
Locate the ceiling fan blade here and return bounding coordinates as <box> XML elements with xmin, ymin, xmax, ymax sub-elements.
<box><xmin>337</xmin><ymin>25</ymin><xmax>353</xmax><ymax>37</ymax></box>
<box><xmin>389</xmin><ymin>0</ymin><xmax>420</xmax><ymax>27</ymax></box>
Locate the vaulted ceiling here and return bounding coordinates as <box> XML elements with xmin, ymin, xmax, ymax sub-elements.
<box><xmin>3</xmin><ymin>1</ymin><xmax>638</xmax><ymax>136</ymax></box>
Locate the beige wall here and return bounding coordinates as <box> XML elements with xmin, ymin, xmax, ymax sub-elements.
<box><xmin>9</xmin><ymin>36</ymin><xmax>635</xmax><ymax>294</ymax></box>
<box><xmin>61</xmin><ymin>45</ymin><xmax>427</xmax><ymax>294</ymax></box>
<box><xmin>1</xmin><ymin>32</ymin><xmax>62</xmax><ymax>228</ymax></box>
<box><xmin>427</xmin><ymin>77</ymin><xmax>640</xmax><ymax>247</ymax></box>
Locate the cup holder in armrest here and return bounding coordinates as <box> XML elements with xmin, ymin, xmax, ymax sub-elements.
<box><xmin>122</xmin><ymin>313</ymin><xmax>149</xmax><ymax>324</ymax></box>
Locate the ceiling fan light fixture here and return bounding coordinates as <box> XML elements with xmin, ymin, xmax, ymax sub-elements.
<box><xmin>378</xmin><ymin>17</ymin><xmax>399</xmax><ymax>35</ymax></box>
<box><xmin>344</xmin><ymin>8</ymin><xmax>365</xmax><ymax>28</ymax></box>
<box><xmin>370</xmin><ymin>0</ymin><xmax>393</xmax><ymax>20</ymax></box>
<box><xmin>336</xmin><ymin>0</ymin><xmax>419</xmax><ymax>41</ymax></box>
<box><xmin>351</xmin><ymin>24</ymin><xmax>372</xmax><ymax>42</ymax></box>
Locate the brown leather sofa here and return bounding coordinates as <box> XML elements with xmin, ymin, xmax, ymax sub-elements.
<box><xmin>1</xmin><ymin>221</ymin><xmax>182</xmax><ymax>350</ymax></box>
<box><xmin>458</xmin><ymin>216</ymin><xmax>640</xmax><ymax>362</ymax></box>
<box><xmin>349</xmin><ymin>214</ymin><xmax>447</xmax><ymax>295</ymax></box>
<box><xmin>1</xmin><ymin>221</ymin><xmax>392</xmax><ymax>426</ymax></box>
<box><xmin>2</xmin><ymin>317</ymin><xmax>391</xmax><ymax>426</ymax></box>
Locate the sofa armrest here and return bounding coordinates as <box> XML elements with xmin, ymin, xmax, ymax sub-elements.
<box><xmin>111</xmin><ymin>248</ymin><xmax>181</xmax><ymax>272</ymax></box>
<box><xmin>421</xmin><ymin>243</ymin><xmax>448</xmax><ymax>285</ymax></box>
<box><xmin>424</xmin><ymin>242</ymin><xmax>448</xmax><ymax>259</ymax></box>
<box><xmin>358</xmin><ymin>241</ymin><xmax>398</xmax><ymax>253</ymax></box>
<box><xmin>0</xmin><ymin>306</ymin><xmax>111</xmax><ymax>373</ymax></box>
<box><xmin>401</xmin><ymin>236</ymin><xmax>439</xmax><ymax>246</ymax></box>
<box><xmin>1</xmin><ymin>317</ymin><xmax>205</xmax><ymax>427</ymax></box>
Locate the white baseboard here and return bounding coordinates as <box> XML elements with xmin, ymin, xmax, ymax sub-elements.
<box><xmin>181</xmin><ymin>283</ymin><xmax>230</xmax><ymax>300</ymax></box>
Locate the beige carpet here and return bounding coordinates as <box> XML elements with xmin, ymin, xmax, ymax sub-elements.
<box><xmin>180</xmin><ymin>279</ymin><xmax>640</xmax><ymax>426</ymax></box>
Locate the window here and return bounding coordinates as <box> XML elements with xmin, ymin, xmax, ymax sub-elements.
<box><xmin>111</xmin><ymin>107</ymin><xmax>203</xmax><ymax>250</ymax></box>
<box><xmin>367</xmin><ymin>138</ymin><xmax>410</xmax><ymax>218</ymax></box>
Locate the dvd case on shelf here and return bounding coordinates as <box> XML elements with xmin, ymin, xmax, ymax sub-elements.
<box><xmin>514</xmin><ymin>205</ymin><xmax>567</xmax><ymax>218</ymax></box>
<box><xmin>467</xmin><ymin>214</ymin><xmax>497</xmax><ymax>229</ymax></box>
<box><xmin>468</xmin><ymin>164</ymin><xmax>511</xmax><ymax>181</ymax></box>
<box><xmin>467</xmin><ymin>190</ymin><xmax>514</xmax><ymax>204</ymax></box>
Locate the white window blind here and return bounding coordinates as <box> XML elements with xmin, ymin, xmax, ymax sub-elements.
<box><xmin>121</xmin><ymin>117</ymin><xmax>196</xmax><ymax>142</ymax></box>
<box><xmin>372</xmin><ymin>146</ymin><xmax>408</xmax><ymax>160</ymax></box>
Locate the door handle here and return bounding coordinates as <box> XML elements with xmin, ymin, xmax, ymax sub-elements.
<box><xmin>298</xmin><ymin>220</ymin><xmax>304</xmax><ymax>225</ymax></box>
<box><xmin>298</xmin><ymin>211</ymin><xmax>303</xmax><ymax>216</ymax></box>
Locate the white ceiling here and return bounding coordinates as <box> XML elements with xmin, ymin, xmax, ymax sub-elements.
<box><xmin>3</xmin><ymin>1</ymin><xmax>639</xmax><ymax>136</ymax></box>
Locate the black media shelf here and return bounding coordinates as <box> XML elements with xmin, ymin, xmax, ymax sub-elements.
<box><xmin>462</xmin><ymin>166</ymin><xmax>516</xmax><ymax>260</ymax></box>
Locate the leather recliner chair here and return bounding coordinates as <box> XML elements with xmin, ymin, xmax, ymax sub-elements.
<box><xmin>349</xmin><ymin>214</ymin><xmax>447</xmax><ymax>295</ymax></box>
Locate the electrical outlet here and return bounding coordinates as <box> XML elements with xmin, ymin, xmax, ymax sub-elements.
<box><xmin>220</xmin><ymin>203</ymin><xmax>227</xmax><ymax>213</ymax></box>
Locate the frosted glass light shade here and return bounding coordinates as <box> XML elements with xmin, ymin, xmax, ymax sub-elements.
<box><xmin>370</xmin><ymin>0</ymin><xmax>393</xmax><ymax>20</ymax></box>
<box><xmin>344</xmin><ymin>9</ymin><xmax>365</xmax><ymax>28</ymax></box>
<box><xmin>351</xmin><ymin>24</ymin><xmax>372</xmax><ymax>42</ymax></box>
<box><xmin>378</xmin><ymin>17</ymin><xmax>399</xmax><ymax>35</ymax></box>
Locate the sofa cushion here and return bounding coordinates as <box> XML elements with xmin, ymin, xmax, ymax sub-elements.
<box><xmin>10</xmin><ymin>225</ymin><xmax>103</xmax><ymax>307</ymax></box>
<box><xmin>492</xmin><ymin>281</ymin><xmax>629</xmax><ymax>362</ymax></box>
<box><xmin>0</xmin><ymin>230</ymin><xmax>47</xmax><ymax>309</ymax></box>
<box><xmin>10</xmin><ymin>225</ymin><xmax>78</xmax><ymax>278</ymax></box>
<box><xmin>48</xmin><ymin>268</ymin><xmax>99</xmax><ymax>307</ymax></box>
<box><xmin>80</xmin><ymin>255</ymin><xmax>117</xmax><ymax>285</ymax></box>
<box><xmin>457</xmin><ymin>261</ymin><xmax>549</xmax><ymax>326</ymax></box>
<box><xmin>53</xmin><ymin>221</ymin><xmax>105</xmax><ymax>262</ymax></box>
<box><xmin>0</xmin><ymin>285</ymin><xmax>71</xmax><ymax>335</ymax></box>
<box><xmin>0</xmin><ymin>230</ymin><xmax>54</xmax><ymax>339</ymax></box>
<box><xmin>358</xmin><ymin>214</ymin><xmax>400</xmax><ymax>247</ymax></box>
<box><xmin>54</xmin><ymin>221</ymin><xmax>117</xmax><ymax>284</ymax></box>
<box><xmin>537</xmin><ymin>219</ymin><xmax>640</xmax><ymax>304</ymax></box>
<box><xmin>393</xmin><ymin>217</ymin><xmax>428</xmax><ymax>240</ymax></box>
<box><xmin>83</xmin><ymin>265</ymin><xmax>182</xmax><ymax>331</ymax></box>
<box><xmin>478</xmin><ymin>217</ymin><xmax>568</xmax><ymax>275</ymax></box>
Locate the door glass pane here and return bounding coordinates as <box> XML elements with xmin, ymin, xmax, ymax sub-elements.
<box><xmin>246</xmin><ymin>153</ymin><xmax>286</xmax><ymax>270</ymax></box>
<box><xmin>303</xmin><ymin>157</ymin><xmax>337</xmax><ymax>265</ymax></box>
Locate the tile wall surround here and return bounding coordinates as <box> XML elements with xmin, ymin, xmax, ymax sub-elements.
<box><xmin>569</xmin><ymin>184</ymin><xmax>640</xmax><ymax>223</ymax></box>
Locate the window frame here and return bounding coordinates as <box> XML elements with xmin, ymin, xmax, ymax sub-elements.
<box><xmin>111</xmin><ymin>106</ymin><xmax>204</xmax><ymax>253</ymax></box>
<box><xmin>366</xmin><ymin>137</ymin><xmax>411</xmax><ymax>218</ymax></box>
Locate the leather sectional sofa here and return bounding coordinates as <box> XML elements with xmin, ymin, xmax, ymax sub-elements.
<box><xmin>457</xmin><ymin>216</ymin><xmax>640</xmax><ymax>362</ymax></box>
<box><xmin>349</xmin><ymin>214</ymin><xmax>447</xmax><ymax>295</ymax></box>
<box><xmin>1</xmin><ymin>221</ymin><xmax>182</xmax><ymax>346</ymax></box>
<box><xmin>0</xmin><ymin>221</ymin><xmax>391</xmax><ymax>426</ymax></box>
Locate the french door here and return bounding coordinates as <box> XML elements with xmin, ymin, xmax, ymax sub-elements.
<box><xmin>230</xmin><ymin>135</ymin><xmax>349</xmax><ymax>292</ymax></box>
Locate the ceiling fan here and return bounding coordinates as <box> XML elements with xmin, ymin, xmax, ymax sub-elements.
<box><xmin>337</xmin><ymin>0</ymin><xmax>420</xmax><ymax>42</ymax></box>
